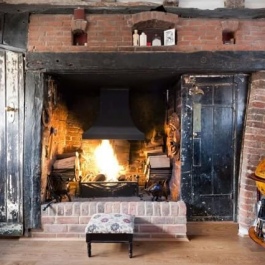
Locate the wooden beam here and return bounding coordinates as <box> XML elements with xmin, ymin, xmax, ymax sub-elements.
<box><xmin>1</xmin><ymin>4</ymin><xmax>265</xmax><ymax>19</ymax></box>
<box><xmin>0</xmin><ymin>13</ymin><xmax>3</xmax><ymax>44</ymax></box>
<box><xmin>23</xmin><ymin>71</ymin><xmax>44</xmax><ymax>232</ymax></box>
<box><xmin>2</xmin><ymin>13</ymin><xmax>29</xmax><ymax>50</ymax></box>
<box><xmin>0</xmin><ymin>44</ymin><xmax>26</xmax><ymax>53</ymax></box>
<box><xmin>25</xmin><ymin>51</ymin><xmax>265</xmax><ymax>74</ymax></box>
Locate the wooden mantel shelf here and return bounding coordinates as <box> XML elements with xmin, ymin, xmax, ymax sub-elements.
<box><xmin>248</xmin><ymin>226</ymin><xmax>265</xmax><ymax>249</ymax></box>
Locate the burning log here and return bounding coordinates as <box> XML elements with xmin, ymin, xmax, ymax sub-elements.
<box><xmin>93</xmin><ymin>174</ymin><xmax>106</xmax><ymax>181</ymax></box>
<box><xmin>118</xmin><ymin>175</ymin><xmax>126</xmax><ymax>181</ymax></box>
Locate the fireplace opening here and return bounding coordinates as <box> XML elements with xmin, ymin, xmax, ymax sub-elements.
<box><xmin>41</xmin><ymin>72</ymin><xmax>181</xmax><ymax>204</ymax></box>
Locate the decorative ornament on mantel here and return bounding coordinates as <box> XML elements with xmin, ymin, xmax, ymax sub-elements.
<box><xmin>71</xmin><ymin>7</ymin><xmax>88</xmax><ymax>35</ymax></box>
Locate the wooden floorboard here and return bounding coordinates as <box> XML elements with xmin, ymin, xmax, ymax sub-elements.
<box><xmin>0</xmin><ymin>231</ymin><xmax>264</xmax><ymax>265</ymax></box>
<box><xmin>187</xmin><ymin>221</ymin><xmax>239</xmax><ymax>236</ymax></box>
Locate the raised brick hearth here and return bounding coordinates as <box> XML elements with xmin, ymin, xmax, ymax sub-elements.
<box><xmin>32</xmin><ymin>200</ymin><xmax>187</xmax><ymax>241</ymax></box>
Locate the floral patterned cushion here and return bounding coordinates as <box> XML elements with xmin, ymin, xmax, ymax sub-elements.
<box><xmin>85</xmin><ymin>213</ymin><xmax>135</xmax><ymax>234</ymax></box>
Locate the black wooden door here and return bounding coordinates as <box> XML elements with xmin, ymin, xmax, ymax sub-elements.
<box><xmin>181</xmin><ymin>75</ymin><xmax>248</xmax><ymax>221</ymax></box>
<box><xmin>0</xmin><ymin>50</ymin><xmax>24</xmax><ymax>235</ymax></box>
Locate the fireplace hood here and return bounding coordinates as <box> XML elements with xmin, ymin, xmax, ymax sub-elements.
<box><xmin>82</xmin><ymin>88</ymin><xmax>145</xmax><ymax>140</ymax></box>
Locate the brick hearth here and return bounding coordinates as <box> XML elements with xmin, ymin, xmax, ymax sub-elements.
<box><xmin>31</xmin><ymin>200</ymin><xmax>188</xmax><ymax>241</ymax></box>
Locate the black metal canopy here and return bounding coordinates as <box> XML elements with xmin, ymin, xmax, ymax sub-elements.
<box><xmin>82</xmin><ymin>88</ymin><xmax>145</xmax><ymax>140</ymax></box>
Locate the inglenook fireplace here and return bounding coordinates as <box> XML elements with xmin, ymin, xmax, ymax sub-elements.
<box><xmin>33</xmin><ymin>73</ymin><xmax>187</xmax><ymax>241</ymax></box>
<box><xmin>41</xmin><ymin>74</ymin><xmax>180</xmax><ymax>204</ymax></box>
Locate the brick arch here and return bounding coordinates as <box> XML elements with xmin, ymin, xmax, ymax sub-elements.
<box><xmin>221</xmin><ymin>19</ymin><xmax>239</xmax><ymax>32</ymax></box>
<box><xmin>133</xmin><ymin>19</ymin><xmax>175</xmax><ymax>31</ymax></box>
<box><xmin>129</xmin><ymin>11</ymin><xmax>179</xmax><ymax>27</ymax></box>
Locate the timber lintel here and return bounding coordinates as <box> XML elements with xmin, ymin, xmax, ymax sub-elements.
<box><xmin>1</xmin><ymin>4</ymin><xmax>265</xmax><ymax>19</ymax></box>
<box><xmin>25</xmin><ymin>51</ymin><xmax>265</xmax><ymax>74</ymax></box>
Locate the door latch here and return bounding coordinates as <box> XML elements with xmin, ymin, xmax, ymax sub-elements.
<box><xmin>5</xmin><ymin>106</ymin><xmax>18</xmax><ymax>112</ymax></box>
<box><xmin>5</xmin><ymin>103</ymin><xmax>17</xmax><ymax>123</ymax></box>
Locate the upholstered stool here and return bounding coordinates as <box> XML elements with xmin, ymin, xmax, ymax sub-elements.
<box><xmin>85</xmin><ymin>213</ymin><xmax>135</xmax><ymax>258</ymax></box>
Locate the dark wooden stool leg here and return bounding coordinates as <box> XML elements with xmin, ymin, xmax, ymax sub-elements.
<box><xmin>129</xmin><ymin>240</ymin><xmax>133</xmax><ymax>258</ymax></box>
<box><xmin>87</xmin><ymin>242</ymin><xmax>91</xmax><ymax>257</ymax></box>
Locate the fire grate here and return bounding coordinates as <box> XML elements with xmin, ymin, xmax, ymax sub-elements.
<box><xmin>79</xmin><ymin>181</ymin><xmax>139</xmax><ymax>197</ymax></box>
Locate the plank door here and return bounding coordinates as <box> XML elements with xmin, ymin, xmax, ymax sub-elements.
<box><xmin>181</xmin><ymin>74</ymin><xmax>248</xmax><ymax>221</ymax></box>
<box><xmin>0</xmin><ymin>50</ymin><xmax>24</xmax><ymax>236</ymax></box>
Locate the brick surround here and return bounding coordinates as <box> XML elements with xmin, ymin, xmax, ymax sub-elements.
<box><xmin>32</xmin><ymin>200</ymin><xmax>188</xmax><ymax>240</ymax></box>
<box><xmin>27</xmin><ymin>10</ymin><xmax>265</xmax><ymax>237</ymax></box>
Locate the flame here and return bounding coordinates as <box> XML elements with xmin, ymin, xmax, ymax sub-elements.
<box><xmin>94</xmin><ymin>140</ymin><xmax>122</xmax><ymax>181</ymax></box>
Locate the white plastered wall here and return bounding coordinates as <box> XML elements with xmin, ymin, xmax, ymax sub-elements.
<box><xmin>178</xmin><ymin>0</ymin><xmax>224</xmax><ymax>9</ymax></box>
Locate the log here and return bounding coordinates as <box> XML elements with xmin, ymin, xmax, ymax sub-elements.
<box><xmin>53</xmin><ymin>156</ymin><xmax>76</xmax><ymax>170</ymax></box>
<box><xmin>56</xmin><ymin>152</ymin><xmax>76</xmax><ymax>159</ymax></box>
<box><xmin>144</xmin><ymin>146</ymin><xmax>164</xmax><ymax>157</ymax></box>
<box><xmin>147</xmin><ymin>155</ymin><xmax>170</xmax><ymax>168</ymax></box>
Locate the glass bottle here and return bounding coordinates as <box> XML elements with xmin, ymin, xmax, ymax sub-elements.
<box><xmin>133</xmin><ymin>29</ymin><xmax>139</xmax><ymax>46</ymax></box>
<box><xmin>139</xmin><ymin>32</ymin><xmax>147</xmax><ymax>46</ymax></box>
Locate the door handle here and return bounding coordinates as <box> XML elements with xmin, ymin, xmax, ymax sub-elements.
<box><xmin>5</xmin><ymin>106</ymin><xmax>17</xmax><ymax>112</ymax></box>
<box><xmin>193</xmin><ymin>132</ymin><xmax>198</xmax><ymax>137</ymax></box>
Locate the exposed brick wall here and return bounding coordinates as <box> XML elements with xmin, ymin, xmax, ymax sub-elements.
<box><xmin>28</xmin><ymin>12</ymin><xmax>265</xmax><ymax>52</ymax></box>
<box><xmin>41</xmin><ymin>79</ymin><xmax>68</xmax><ymax>201</ymax></box>
<box><xmin>238</xmin><ymin>71</ymin><xmax>265</xmax><ymax>235</ymax></box>
<box><xmin>130</xmin><ymin>11</ymin><xmax>179</xmax><ymax>26</ymax></box>
<box><xmin>65</xmin><ymin>111</ymin><xmax>83</xmax><ymax>150</ymax></box>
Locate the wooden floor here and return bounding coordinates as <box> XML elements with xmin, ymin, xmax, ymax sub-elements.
<box><xmin>0</xmin><ymin>223</ymin><xmax>264</xmax><ymax>265</ymax></box>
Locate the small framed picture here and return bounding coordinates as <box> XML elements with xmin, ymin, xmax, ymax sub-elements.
<box><xmin>164</xmin><ymin>29</ymin><xmax>175</xmax><ymax>46</ymax></box>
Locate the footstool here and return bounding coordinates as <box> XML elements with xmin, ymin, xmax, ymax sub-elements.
<box><xmin>85</xmin><ymin>213</ymin><xmax>135</xmax><ymax>258</ymax></box>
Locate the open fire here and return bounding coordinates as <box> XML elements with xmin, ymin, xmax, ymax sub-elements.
<box><xmin>78</xmin><ymin>140</ymin><xmax>140</xmax><ymax>198</ymax></box>
<box><xmin>94</xmin><ymin>140</ymin><xmax>125</xmax><ymax>181</ymax></box>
